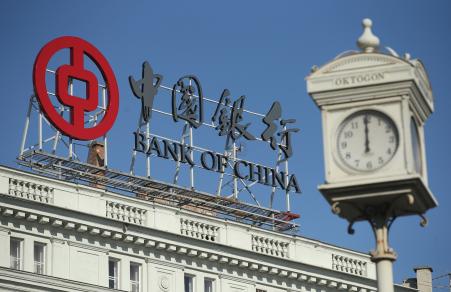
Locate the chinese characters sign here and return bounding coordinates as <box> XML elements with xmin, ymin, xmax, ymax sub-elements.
<box><xmin>130</xmin><ymin>61</ymin><xmax>301</xmax><ymax>193</ymax></box>
<box><xmin>31</xmin><ymin>36</ymin><xmax>301</xmax><ymax>197</ymax></box>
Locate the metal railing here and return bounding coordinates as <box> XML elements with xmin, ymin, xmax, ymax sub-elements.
<box><xmin>108</xmin><ymin>276</ymin><xmax>118</xmax><ymax>289</ymax></box>
<box><xmin>130</xmin><ymin>280</ymin><xmax>140</xmax><ymax>292</ymax></box>
<box><xmin>18</xmin><ymin>150</ymin><xmax>299</xmax><ymax>232</ymax></box>
<box><xmin>10</xmin><ymin>257</ymin><xmax>21</xmax><ymax>270</ymax></box>
<box><xmin>34</xmin><ymin>261</ymin><xmax>45</xmax><ymax>274</ymax></box>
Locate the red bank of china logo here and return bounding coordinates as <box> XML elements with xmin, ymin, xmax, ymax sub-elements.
<box><xmin>33</xmin><ymin>36</ymin><xmax>119</xmax><ymax>141</ymax></box>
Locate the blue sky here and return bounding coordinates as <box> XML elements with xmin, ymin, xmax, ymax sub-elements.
<box><xmin>1</xmin><ymin>0</ymin><xmax>450</xmax><ymax>285</ymax></box>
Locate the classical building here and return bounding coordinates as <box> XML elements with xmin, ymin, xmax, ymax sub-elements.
<box><xmin>0</xmin><ymin>164</ymin><xmax>420</xmax><ymax>292</ymax></box>
<box><xmin>0</xmin><ymin>18</ymin><xmax>436</xmax><ymax>292</ymax></box>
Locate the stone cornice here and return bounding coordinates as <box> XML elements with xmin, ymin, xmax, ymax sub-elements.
<box><xmin>145</xmin><ymin>258</ymin><xmax>184</xmax><ymax>270</ymax></box>
<box><xmin>0</xmin><ymin>266</ymin><xmax>119</xmax><ymax>292</ymax></box>
<box><xmin>0</xmin><ymin>165</ymin><xmax>374</xmax><ymax>264</ymax></box>
<box><xmin>219</xmin><ymin>273</ymin><xmax>256</xmax><ymax>286</ymax></box>
<box><xmin>67</xmin><ymin>241</ymin><xmax>109</xmax><ymax>254</ymax></box>
<box><xmin>0</xmin><ymin>165</ymin><xmax>369</xmax><ymax>261</ymax></box>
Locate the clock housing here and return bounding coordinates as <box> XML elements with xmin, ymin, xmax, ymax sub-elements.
<box><xmin>306</xmin><ymin>51</ymin><xmax>437</xmax><ymax>222</ymax></box>
<box><xmin>307</xmin><ymin>52</ymin><xmax>432</xmax><ymax>186</ymax></box>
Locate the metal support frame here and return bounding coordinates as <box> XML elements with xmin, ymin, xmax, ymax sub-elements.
<box><xmin>19</xmin><ymin>95</ymin><xmax>34</xmax><ymax>155</ymax></box>
<box><xmin>269</xmin><ymin>123</ymin><xmax>291</xmax><ymax>211</ymax></box>
<box><xmin>173</xmin><ymin>123</ymin><xmax>188</xmax><ymax>184</ymax></box>
<box><xmin>217</xmin><ymin>139</ymin><xmax>261</xmax><ymax>206</ymax></box>
<box><xmin>370</xmin><ymin>214</ymin><xmax>397</xmax><ymax>292</ymax></box>
<box><xmin>332</xmin><ymin>194</ymin><xmax>429</xmax><ymax>292</ymax></box>
<box><xmin>189</xmin><ymin>124</ymin><xmax>194</xmax><ymax>189</ymax></box>
<box><xmin>18</xmin><ymin>150</ymin><xmax>299</xmax><ymax>232</ymax></box>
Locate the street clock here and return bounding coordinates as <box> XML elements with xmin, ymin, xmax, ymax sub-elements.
<box><xmin>306</xmin><ymin>19</ymin><xmax>437</xmax><ymax>225</ymax></box>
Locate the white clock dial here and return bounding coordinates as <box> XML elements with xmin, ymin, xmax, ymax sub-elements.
<box><xmin>336</xmin><ymin>110</ymin><xmax>399</xmax><ymax>172</ymax></box>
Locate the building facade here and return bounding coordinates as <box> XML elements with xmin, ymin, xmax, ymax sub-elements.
<box><xmin>0</xmin><ymin>165</ymin><xmax>416</xmax><ymax>292</ymax></box>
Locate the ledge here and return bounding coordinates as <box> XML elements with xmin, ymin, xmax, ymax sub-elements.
<box><xmin>0</xmin><ymin>266</ymin><xmax>125</xmax><ymax>292</ymax></box>
<box><xmin>0</xmin><ymin>203</ymin><xmax>377</xmax><ymax>292</ymax></box>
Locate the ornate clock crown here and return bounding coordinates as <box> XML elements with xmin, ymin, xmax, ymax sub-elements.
<box><xmin>357</xmin><ymin>18</ymin><xmax>380</xmax><ymax>53</ymax></box>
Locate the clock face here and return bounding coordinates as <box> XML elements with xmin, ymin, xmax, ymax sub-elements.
<box><xmin>336</xmin><ymin>110</ymin><xmax>399</xmax><ymax>172</ymax></box>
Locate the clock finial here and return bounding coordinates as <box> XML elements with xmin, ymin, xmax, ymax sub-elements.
<box><xmin>357</xmin><ymin>18</ymin><xmax>380</xmax><ymax>53</ymax></box>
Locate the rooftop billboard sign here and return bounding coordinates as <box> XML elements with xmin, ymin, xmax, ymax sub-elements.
<box><xmin>20</xmin><ymin>36</ymin><xmax>301</xmax><ymax>227</ymax></box>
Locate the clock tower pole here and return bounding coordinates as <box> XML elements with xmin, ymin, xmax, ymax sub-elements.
<box><xmin>306</xmin><ymin>19</ymin><xmax>437</xmax><ymax>292</ymax></box>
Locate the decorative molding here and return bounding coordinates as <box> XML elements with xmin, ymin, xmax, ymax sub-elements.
<box><xmin>8</xmin><ymin>178</ymin><xmax>53</xmax><ymax>204</ymax></box>
<box><xmin>158</xmin><ymin>275</ymin><xmax>170</xmax><ymax>292</ymax></box>
<box><xmin>321</xmin><ymin>54</ymin><xmax>402</xmax><ymax>74</ymax></box>
<box><xmin>252</xmin><ymin>235</ymin><xmax>289</xmax><ymax>258</ymax></box>
<box><xmin>332</xmin><ymin>254</ymin><xmax>367</xmax><ymax>276</ymax></box>
<box><xmin>219</xmin><ymin>273</ymin><xmax>256</xmax><ymax>286</ymax></box>
<box><xmin>0</xmin><ymin>204</ymin><xmax>375</xmax><ymax>292</ymax></box>
<box><xmin>180</xmin><ymin>218</ymin><xmax>219</xmax><ymax>242</ymax></box>
<box><xmin>106</xmin><ymin>200</ymin><xmax>146</xmax><ymax>225</ymax></box>
<box><xmin>0</xmin><ymin>226</ymin><xmax>10</xmax><ymax>233</ymax></box>
<box><xmin>0</xmin><ymin>266</ymin><xmax>118</xmax><ymax>292</ymax></box>
<box><xmin>67</xmin><ymin>240</ymin><xmax>109</xmax><ymax>254</ymax></box>
<box><xmin>49</xmin><ymin>238</ymin><xmax>66</xmax><ymax>244</ymax></box>
<box><xmin>146</xmin><ymin>258</ymin><xmax>184</xmax><ymax>270</ymax></box>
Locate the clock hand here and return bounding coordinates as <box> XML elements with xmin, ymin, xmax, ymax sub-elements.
<box><xmin>364</xmin><ymin>115</ymin><xmax>370</xmax><ymax>153</ymax></box>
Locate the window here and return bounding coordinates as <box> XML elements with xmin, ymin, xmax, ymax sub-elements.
<box><xmin>256</xmin><ymin>289</ymin><xmax>267</xmax><ymax>292</ymax></box>
<box><xmin>204</xmin><ymin>278</ymin><xmax>214</xmax><ymax>292</ymax></box>
<box><xmin>34</xmin><ymin>242</ymin><xmax>46</xmax><ymax>274</ymax></box>
<box><xmin>184</xmin><ymin>274</ymin><xmax>194</xmax><ymax>292</ymax></box>
<box><xmin>10</xmin><ymin>238</ymin><xmax>22</xmax><ymax>270</ymax></box>
<box><xmin>130</xmin><ymin>262</ymin><xmax>141</xmax><ymax>292</ymax></box>
<box><xmin>108</xmin><ymin>258</ymin><xmax>119</xmax><ymax>289</ymax></box>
